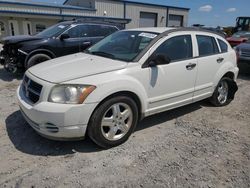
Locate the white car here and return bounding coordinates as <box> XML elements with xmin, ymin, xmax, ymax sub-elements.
<box><xmin>17</xmin><ymin>27</ymin><xmax>239</xmax><ymax>148</ymax></box>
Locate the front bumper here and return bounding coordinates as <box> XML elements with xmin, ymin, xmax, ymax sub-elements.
<box><xmin>17</xmin><ymin>86</ymin><xmax>98</xmax><ymax>140</ymax></box>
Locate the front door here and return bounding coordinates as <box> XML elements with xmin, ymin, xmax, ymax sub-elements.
<box><xmin>8</xmin><ymin>20</ymin><xmax>19</xmax><ymax>36</ymax></box>
<box><xmin>57</xmin><ymin>24</ymin><xmax>97</xmax><ymax>56</ymax></box>
<box><xmin>146</xmin><ymin>34</ymin><xmax>197</xmax><ymax>115</ymax></box>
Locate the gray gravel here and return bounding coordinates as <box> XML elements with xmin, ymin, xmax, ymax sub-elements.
<box><xmin>0</xmin><ymin>64</ymin><xmax>249</xmax><ymax>188</ymax></box>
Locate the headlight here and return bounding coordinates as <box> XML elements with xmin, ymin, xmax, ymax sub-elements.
<box><xmin>49</xmin><ymin>85</ymin><xmax>96</xmax><ymax>104</ymax></box>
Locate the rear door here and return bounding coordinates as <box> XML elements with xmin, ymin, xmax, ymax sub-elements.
<box><xmin>147</xmin><ymin>34</ymin><xmax>198</xmax><ymax>113</ymax></box>
<box><xmin>193</xmin><ymin>34</ymin><xmax>224</xmax><ymax>101</ymax></box>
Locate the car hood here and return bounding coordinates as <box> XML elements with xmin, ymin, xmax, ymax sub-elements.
<box><xmin>28</xmin><ymin>53</ymin><xmax>127</xmax><ymax>83</ymax></box>
<box><xmin>1</xmin><ymin>35</ymin><xmax>44</xmax><ymax>45</ymax></box>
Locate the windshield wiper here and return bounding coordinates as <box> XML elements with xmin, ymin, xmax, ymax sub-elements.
<box><xmin>90</xmin><ymin>51</ymin><xmax>115</xmax><ymax>59</ymax></box>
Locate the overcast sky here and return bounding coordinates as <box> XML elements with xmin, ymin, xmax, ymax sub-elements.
<box><xmin>11</xmin><ymin>0</ymin><xmax>250</xmax><ymax>27</ymax></box>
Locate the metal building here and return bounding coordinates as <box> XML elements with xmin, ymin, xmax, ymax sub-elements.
<box><xmin>0</xmin><ymin>0</ymin><xmax>189</xmax><ymax>39</ymax></box>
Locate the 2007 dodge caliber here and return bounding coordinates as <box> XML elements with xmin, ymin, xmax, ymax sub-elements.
<box><xmin>17</xmin><ymin>27</ymin><xmax>239</xmax><ymax>148</ymax></box>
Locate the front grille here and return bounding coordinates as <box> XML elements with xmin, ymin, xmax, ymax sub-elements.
<box><xmin>22</xmin><ymin>75</ymin><xmax>43</xmax><ymax>104</ymax></box>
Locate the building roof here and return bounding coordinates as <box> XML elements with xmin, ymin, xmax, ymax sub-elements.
<box><xmin>63</xmin><ymin>0</ymin><xmax>190</xmax><ymax>11</ymax></box>
<box><xmin>0</xmin><ymin>0</ymin><xmax>131</xmax><ymax>23</ymax></box>
<box><xmin>0</xmin><ymin>0</ymin><xmax>96</xmax><ymax>11</ymax></box>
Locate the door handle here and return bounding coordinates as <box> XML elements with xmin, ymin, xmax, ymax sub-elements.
<box><xmin>83</xmin><ymin>41</ymin><xmax>91</xmax><ymax>45</ymax></box>
<box><xmin>186</xmin><ymin>63</ymin><xmax>196</xmax><ymax>70</ymax></box>
<box><xmin>217</xmin><ymin>57</ymin><xmax>224</xmax><ymax>63</ymax></box>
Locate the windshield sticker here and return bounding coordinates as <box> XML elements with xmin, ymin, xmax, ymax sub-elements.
<box><xmin>58</xmin><ymin>25</ymin><xmax>66</xmax><ymax>29</ymax></box>
<box><xmin>139</xmin><ymin>33</ymin><xmax>157</xmax><ymax>39</ymax></box>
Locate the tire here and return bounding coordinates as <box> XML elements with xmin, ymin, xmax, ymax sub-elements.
<box><xmin>25</xmin><ymin>54</ymin><xmax>51</xmax><ymax>69</ymax></box>
<box><xmin>88</xmin><ymin>96</ymin><xmax>139</xmax><ymax>148</ymax></box>
<box><xmin>210</xmin><ymin>77</ymin><xmax>232</xmax><ymax>107</ymax></box>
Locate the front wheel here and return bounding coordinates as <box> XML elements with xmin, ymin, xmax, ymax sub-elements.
<box><xmin>88</xmin><ymin>96</ymin><xmax>139</xmax><ymax>148</ymax></box>
<box><xmin>25</xmin><ymin>54</ymin><xmax>51</xmax><ymax>70</ymax></box>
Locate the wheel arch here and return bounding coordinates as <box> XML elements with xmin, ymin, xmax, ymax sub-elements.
<box><xmin>222</xmin><ymin>71</ymin><xmax>235</xmax><ymax>80</ymax></box>
<box><xmin>25</xmin><ymin>49</ymin><xmax>56</xmax><ymax>65</ymax></box>
<box><xmin>214</xmin><ymin>71</ymin><xmax>238</xmax><ymax>101</ymax></box>
<box><xmin>213</xmin><ymin>61</ymin><xmax>238</xmax><ymax>88</ymax></box>
<box><xmin>89</xmin><ymin>90</ymin><xmax>144</xmax><ymax>122</ymax></box>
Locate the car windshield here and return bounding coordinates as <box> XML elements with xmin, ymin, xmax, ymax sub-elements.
<box><xmin>232</xmin><ymin>31</ymin><xmax>250</xmax><ymax>38</ymax></box>
<box><xmin>86</xmin><ymin>30</ymin><xmax>158</xmax><ymax>62</ymax></box>
<box><xmin>36</xmin><ymin>23</ymin><xmax>70</xmax><ymax>38</ymax></box>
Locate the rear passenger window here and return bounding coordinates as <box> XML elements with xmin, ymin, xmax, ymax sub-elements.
<box><xmin>218</xmin><ymin>39</ymin><xmax>228</xmax><ymax>53</ymax></box>
<box><xmin>154</xmin><ymin>35</ymin><xmax>193</xmax><ymax>62</ymax></box>
<box><xmin>100</xmin><ymin>26</ymin><xmax>118</xmax><ymax>36</ymax></box>
<box><xmin>196</xmin><ymin>35</ymin><xmax>219</xmax><ymax>56</ymax></box>
<box><xmin>90</xmin><ymin>25</ymin><xmax>118</xmax><ymax>37</ymax></box>
<box><xmin>65</xmin><ymin>25</ymin><xmax>90</xmax><ymax>38</ymax></box>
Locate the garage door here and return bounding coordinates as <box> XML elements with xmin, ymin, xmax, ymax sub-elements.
<box><xmin>168</xmin><ymin>14</ymin><xmax>183</xmax><ymax>27</ymax></box>
<box><xmin>139</xmin><ymin>12</ymin><xmax>157</xmax><ymax>27</ymax></box>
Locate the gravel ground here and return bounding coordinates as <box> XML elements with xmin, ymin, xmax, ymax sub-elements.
<box><xmin>0</xmin><ymin>64</ymin><xmax>249</xmax><ymax>188</ymax></box>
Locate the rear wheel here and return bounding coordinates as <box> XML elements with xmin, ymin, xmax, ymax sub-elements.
<box><xmin>25</xmin><ymin>54</ymin><xmax>51</xmax><ymax>69</ymax></box>
<box><xmin>210</xmin><ymin>78</ymin><xmax>231</xmax><ymax>106</ymax></box>
<box><xmin>88</xmin><ymin>96</ymin><xmax>138</xmax><ymax>148</ymax></box>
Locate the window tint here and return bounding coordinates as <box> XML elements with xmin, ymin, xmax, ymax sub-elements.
<box><xmin>65</xmin><ymin>25</ymin><xmax>89</xmax><ymax>38</ymax></box>
<box><xmin>100</xmin><ymin>25</ymin><xmax>118</xmax><ymax>36</ymax></box>
<box><xmin>35</xmin><ymin>24</ymin><xmax>46</xmax><ymax>33</ymax></box>
<box><xmin>88</xmin><ymin>31</ymin><xmax>158</xmax><ymax>62</ymax></box>
<box><xmin>218</xmin><ymin>39</ymin><xmax>228</xmax><ymax>53</ymax></box>
<box><xmin>89</xmin><ymin>25</ymin><xmax>118</xmax><ymax>37</ymax></box>
<box><xmin>154</xmin><ymin>35</ymin><xmax>193</xmax><ymax>62</ymax></box>
<box><xmin>196</xmin><ymin>35</ymin><xmax>219</xmax><ymax>56</ymax></box>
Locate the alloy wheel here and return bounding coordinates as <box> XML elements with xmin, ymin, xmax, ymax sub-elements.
<box><xmin>217</xmin><ymin>80</ymin><xmax>229</xmax><ymax>104</ymax></box>
<box><xmin>101</xmin><ymin>103</ymin><xmax>133</xmax><ymax>141</ymax></box>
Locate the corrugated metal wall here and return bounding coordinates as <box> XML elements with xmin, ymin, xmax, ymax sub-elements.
<box><xmin>61</xmin><ymin>9</ymin><xmax>95</xmax><ymax>17</ymax></box>
<box><xmin>95</xmin><ymin>0</ymin><xmax>124</xmax><ymax>18</ymax></box>
<box><xmin>0</xmin><ymin>0</ymin><xmax>189</xmax><ymax>38</ymax></box>
<box><xmin>125</xmin><ymin>3</ymin><xmax>167</xmax><ymax>29</ymax></box>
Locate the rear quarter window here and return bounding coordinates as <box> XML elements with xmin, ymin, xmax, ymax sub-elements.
<box><xmin>217</xmin><ymin>39</ymin><xmax>228</xmax><ymax>53</ymax></box>
<box><xmin>196</xmin><ymin>35</ymin><xmax>219</xmax><ymax>56</ymax></box>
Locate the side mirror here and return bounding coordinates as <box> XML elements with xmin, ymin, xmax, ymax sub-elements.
<box><xmin>60</xmin><ymin>34</ymin><xmax>70</xmax><ymax>40</ymax></box>
<box><xmin>148</xmin><ymin>53</ymin><xmax>171</xmax><ymax>67</ymax></box>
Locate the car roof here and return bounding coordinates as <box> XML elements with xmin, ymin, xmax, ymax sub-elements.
<box><xmin>126</xmin><ymin>27</ymin><xmax>226</xmax><ymax>38</ymax></box>
<box><xmin>126</xmin><ymin>27</ymin><xmax>175</xmax><ymax>33</ymax></box>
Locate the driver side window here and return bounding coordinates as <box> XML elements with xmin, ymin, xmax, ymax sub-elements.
<box><xmin>154</xmin><ymin>35</ymin><xmax>193</xmax><ymax>62</ymax></box>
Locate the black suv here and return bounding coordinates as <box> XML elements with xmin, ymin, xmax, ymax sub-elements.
<box><xmin>0</xmin><ymin>20</ymin><xmax>119</xmax><ymax>73</ymax></box>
